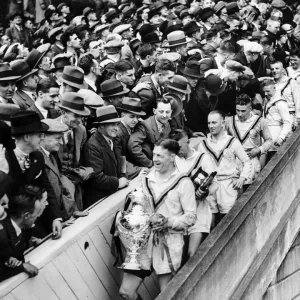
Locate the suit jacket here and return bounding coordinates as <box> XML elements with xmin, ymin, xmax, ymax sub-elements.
<box><xmin>0</xmin><ymin>216</ymin><xmax>30</xmax><ymax>282</ymax></box>
<box><xmin>5</xmin><ymin>149</ymin><xmax>62</xmax><ymax>232</ymax></box>
<box><xmin>199</xmin><ymin>57</ymin><xmax>218</xmax><ymax>76</ymax></box>
<box><xmin>115</xmin><ymin>123</ymin><xmax>142</xmax><ymax>180</ymax></box>
<box><xmin>13</xmin><ymin>90</ymin><xmax>35</xmax><ymax>111</ymax></box>
<box><xmin>127</xmin><ymin>116</ymin><xmax>171</xmax><ymax>168</ymax></box>
<box><xmin>27</xmin><ymin>104</ymin><xmax>61</xmax><ymax>120</ymax></box>
<box><xmin>55</xmin><ymin>116</ymin><xmax>87</xmax><ymax>167</ymax></box>
<box><xmin>129</xmin><ymin>75</ymin><xmax>162</xmax><ymax>117</ymax></box>
<box><xmin>83</xmin><ymin>130</ymin><xmax>123</xmax><ymax>207</ymax></box>
<box><xmin>5</xmin><ymin>25</ymin><xmax>32</xmax><ymax>49</ymax></box>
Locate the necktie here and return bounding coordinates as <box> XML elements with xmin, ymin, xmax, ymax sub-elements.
<box><xmin>49</xmin><ymin>154</ymin><xmax>57</xmax><ymax>167</ymax></box>
<box><xmin>24</xmin><ymin>155</ymin><xmax>31</xmax><ymax>170</ymax></box>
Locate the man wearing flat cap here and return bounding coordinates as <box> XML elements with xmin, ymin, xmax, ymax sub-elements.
<box><xmin>115</xmin><ymin>98</ymin><xmax>145</xmax><ymax>179</ymax></box>
<box><xmin>83</xmin><ymin>105</ymin><xmax>129</xmax><ymax>207</ymax></box>
<box><xmin>40</xmin><ymin>119</ymin><xmax>89</xmax><ymax>220</ymax></box>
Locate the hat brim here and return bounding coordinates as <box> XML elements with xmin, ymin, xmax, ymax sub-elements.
<box><xmin>11</xmin><ymin>122</ymin><xmax>49</xmax><ymax>135</ymax></box>
<box><xmin>33</xmin><ymin>49</ymin><xmax>50</xmax><ymax>69</ymax></box>
<box><xmin>118</xmin><ymin>107</ymin><xmax>146</xmax><ymax>116</ymax></box>
<box><xmin>99</xmin><ymin>88</ymin><xmax>130</xmax><ymax>98</ymax></box>
<box><xmin>162</xmin><ymin>37</ymin><xmax>192</xmax><ymax>48</ymax></box>
<box><xmin>61</xmin><ymin>77</ymin><xmax>89</xmax><ymax>89</ymax></box>
<box><xmin>94</xmin><ymin>117</ymin><xmax>123</xmax><ymax>124</ymax></box>
<box><xmin>179</xmin><ymin>67</ymin><xmax>202</xmax><ymax>78</ymax></box>
<box><xmin>0</xmin><ymin>75</ymin><xmax>21</xmax><ymax>81</ymax></box>
<box><xmin>168</xmin><ymin>85</ymin><xmax>190</xmax><ymax>94</ymax></box>
<box><xmin>57</xmin><ymin>104</ymin><xmax>91</xmax><ymax>116</ymax></box>
<box><xmin>16</xmin><ymin>69</ymin><xmax>38</xmax><ymax>82</ymax></box>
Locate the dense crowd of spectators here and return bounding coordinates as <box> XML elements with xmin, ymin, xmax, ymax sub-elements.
<box><xmin>0</xmin><ymin>0</ymin><xmax>300</xmax><ymax>297</ymax></box>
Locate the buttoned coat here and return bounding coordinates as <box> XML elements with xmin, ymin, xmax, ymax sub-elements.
<box><xmin>127</xmin><ymin>116</ymin><xmax>171</xmax><ymax>168</ymax></box>
<box><xmin>5</xmin><ymin>25</ymin><xmax>32</xmax><ymax>49</ymax></box>
<box><xmin>83</xmin><ymin>130</ymin><xmax>123</xmax><ymax>207</ymax></box>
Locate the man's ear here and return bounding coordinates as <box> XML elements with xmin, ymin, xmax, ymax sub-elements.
<box><xmin>38</xmin><ymin>91</ymin><xmax>43</xmax><ymax>98</ymax></box>
<box><xmin>153</xmin><ymin>108</ymin><xmax>156</xmax><ymax>115</ymax></box>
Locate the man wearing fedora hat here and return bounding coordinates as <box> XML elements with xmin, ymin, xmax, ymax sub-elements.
<box><xmin>51</xmin><ymin>54</ymin><xmax>71</xmax><ymax>86</ymax></box>
<box><xmin>199</xmin><ymin>8</ymin><xmax>218</xmax><ymax>34</ymax></box>
<box><xmin>83</xmin><ymin>105</ymin><xmax>129</xmax><ymax>207</ymax></box>
<box><xmin>163</xmin><ymin>30</ymin><xmax>191</xmax><ymax>70</ymax></box>
<box><xmin>0</xmin><ymin>63</ymin><xmax>20</xmax><ymax>106</ymax></box>
<box><xmin>11</xmin><ymin>60</ymin><xmax>39</xmax><ymax>111</ymax></box>
<box><xmin>60</xmin><ymin>66</ymin><xmax>88</xmax><ymax>94</ymax></box>
<box><xmin>128</xmin><ymin>97</ymin><xmax>172</xmax><ymax>168</ymax></box>
<box><xmin>115</xmin><ymin>97</ymin><xmax>145</xmax><ymax>179</ymax></box>
<box><xmin>48</xmin><ymin>27</ymin><xmax>64</xmax><ymax>57</ymax></box>
<box><xmin>27</xmin><ymin>78</ymin><xmax>61</xmax><ymax>120</ymax></box>
<box><xmin>183</xmin><ymin>21</ymin><xmax>203</xmax><ymax>50</ymax></box>
<box><xmin>100</xmin><ymin>79</ymin><xmax>130</xmax><ymax>108</ymax></box>
<box><xmin>77</xmin><ymin>89</ymin><xmax>104</xmax><ymax>136</ymax></box>
<box><xmin>5</xmin><ymin>111</ymin><xmax>64</xmax><ymax>239</ymax></box>
<box><xmin>130</xmin><ymin>58</ymin><xmax>176</xmax><ymax>117</ymax></box>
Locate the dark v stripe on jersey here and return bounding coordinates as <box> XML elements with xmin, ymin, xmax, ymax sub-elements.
<box><xmin>202</xmin><ymin>136</ymin><xmax>235</xmax><ymax>165</ymax></box>
<box><xmin>232</xmin><ymin>116</ymin><xmax>261</xmax><ymax>144</ymax></box>
<box><xmin>145</xmin><ymin>174</ymin><xmax>189</xmax><ymax>211</ymax></box>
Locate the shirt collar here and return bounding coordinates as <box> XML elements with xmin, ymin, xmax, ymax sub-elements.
<box><xmin>121</xmin><ymin>121</ymin><xmax>132</xmax><ymax>134</ymax></box>
<box><xmin>84</xmin><ymin>77</ymin><xmax>96</xmax><ymax>91</ymax></box>
<box><xmin>35</xmin><ymin>102</ymin><xmax>48</xmax><ymax>119</ymax></box>
<box><xmin>14</xmin><ymin>146</ymin><xmax>29</xmax><ymax>159</ymax></box>
<box><xmin>40</xmin><ymin>146</ymin><xmax>50</xmax><ymax>157</ymax></box>
<box><xmin>207</xmin><ymin>131</ymin><xmax>229</xmax><ymax>143</ymax></box>
<box><xmin>146</xmin><ymin>168</ymin><xmax>179</xmax><ymax>183</ymax></box>
<box><xmin>234</xmin><ymin>112</ymin><xmax>255</xmax><ymax>123</ymax></box>
<box><xmin>11</xmin><ymin>218</ymin><xmax>22</xmax><ymax>237</ymax></box>
<box><xmin>103</xmin><ymin>134</ymin><xmax>113</xmax><ymax>150</ymax></box>
<box><xmin>155</xmin><ymin>117</ymin><xmax>164</xmax><ymax>132</ymax></box>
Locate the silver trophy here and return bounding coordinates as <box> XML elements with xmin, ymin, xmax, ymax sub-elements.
<box><xmin>116</xmin><ymin>188</ymin><xmax>151</xmax><ymax>270</ymax></box>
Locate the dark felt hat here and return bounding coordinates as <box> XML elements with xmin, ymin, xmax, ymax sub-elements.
<box><xmin>95</xmin><ymin>105</ymin><xmax>122</xmax><ymax>123</ymax></box>
<box><xmin>142</xmin><ymin>32</ymin><xmax>160</xmax><ymax>43</ymax></box>
<box><xmin>0</xmin><ymin>63</ymin><xmax>21</xmax><ymax>81</ymax></box>
<box><xmin>10</xmin><ymin>111</ymin><xmax>49</xmax><ymax>135</ymax></box>
<box><xmin>61</xmin><ymin>66</ymin><xmax>88</xmax><ymax>89</ymax></box>
<box><xmin>0</xmin><ymin>103</ymin><xmax>20</xmax><ymax>121</ymax></box>
<box><xmin>180</xmin><ymin>60</ymin><xmax>202</xmax><ymax>78</ymax></box>
<box><xmin>119</xmin><ymin>97</ymin><xmax>146</xmax><ymax>116</ymax></box>
<box><xmin>183</xmin><ymin>21</ymin><xmax>201</xmax><ymax>35</ymax></box>
<box><xmin>199</xmin><ymin>8</ymin><xmax>215</xmax><ymax>21</ymax></box>
<box><xmin>226</xmin><ymin>2</ymin><xmax>239</xmax><ymax>15</ymax></box>
<box><xmin>10</xmin><ymin>60</ymin><xmax>38</xmax><ymax>82</ymax></box>
<box><xmin>100</xmin><ymin>79</ymin><xmax>129</xmax><ymax>98</ymax></box>
<box><xmin>57</xmin><ymin>92</ymin><xmax>91</xmax><ymax>116</ymax></box>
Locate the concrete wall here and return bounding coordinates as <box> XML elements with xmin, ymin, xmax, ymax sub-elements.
<box><xmin>263</xmin><ymin>233</ymin><xmax>300</xmax><ymax>300</ymax></box>
<box><xmin>0</xmin><ymin>179</ymin><xmax>160</xmax><ymax>300</ymax></box>
<box><xmin>156</xmin><ymin>128</ymin><xmax>300</xmax><ymax>300</ymax></box>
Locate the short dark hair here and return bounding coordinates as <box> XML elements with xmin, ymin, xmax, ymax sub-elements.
<box><xmin>270</xmin><ymin>60</ymin><xmax>283</xmax><ymax>68</ymax></box>
<box><xmin>61</xmin><ymin>30</ymin><xmax>76</xmax><ymax>48</ymax></box>
<box><xmin>155</xmin><ymin>58</ymin><xmax>176</xmax><ymax>73</ymax></box>
<box><xmin>260</xmin><ymin>36</ymin><xmax>273</xmax><ymax>46</ymax></box>
<box><xmin>219</xmin><ymin>40</ymin><xmax>235</xmax><ymax>54</ymax></box>
<box><xmin>78</xmin><ymin>53</ymin><xmax>94</xmax><ymax>75</ymax></box>
<box><xmin>114</xmin><ymin>60</ymin><xmax>134</xmax><ymax>74</ymax></box>
<box><xmin>206</xmin><ymin>29</ymin><xmax>219</xmax><ymax>41</ymax></box>
<box><xmin>236</xmin><ymin>93</ymin><xmax>252</xmax><ymax>105</ymax></box>
<box><xmin>169</xmin><ymin>129</ymin><xmax>188</xmax><ymax>141</ymax></box>
<box><xmin>37</xmin><ymin>78</ymin><xmax>59</xmax><ymax>94</ymax></box>
<box><xmin>138</xmin><ymin>43</ymin><xmax>155</xmax><ymax>60</ymax></box>
<box><xmin>8</xmin><ymin>185</ymin><xmax>45</xmax><ymax>218</ymax></box>
<box><xmin>155</xmin><ymin>138</ymin><xmax>180</xmax><ymax>155</ymax></box>
<box><xmin>290</xmin><ymin>49</ymin><xmax>300</xmax><ymax>58</ymax></box>
<box><xmin>209</xmin><ymin>110</ymin><xmax>225</xmax><ymax>120</ymax></box>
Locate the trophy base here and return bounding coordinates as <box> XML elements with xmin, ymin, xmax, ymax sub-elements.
<box><xmin>119</xmin><ymin>262</ymin><xmax>142</xmax><ymax>270</ymax></box>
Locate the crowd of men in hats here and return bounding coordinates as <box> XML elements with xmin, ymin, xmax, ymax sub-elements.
<box><xmin>0</xmin><ymin>0</ymin><xmax>300</xmax><ymax>298</ymax></box>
